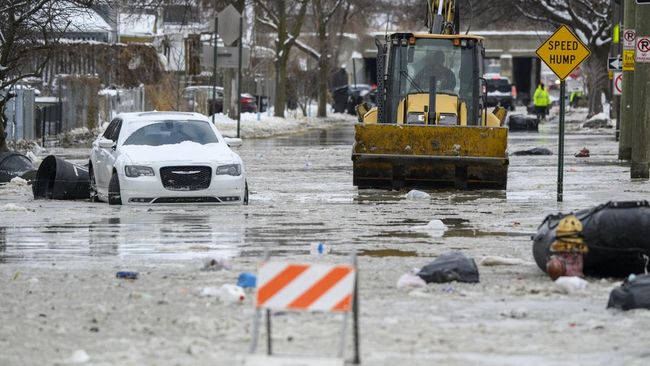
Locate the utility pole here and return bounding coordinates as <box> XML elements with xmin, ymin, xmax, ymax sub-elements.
<box><xmin>631</xmin><ymin>1</ymin><xmax>650</xmax><ymax>179</ymax></box>
<box><xmin>619</xmin><ymin>0</ymin><xmax>635</xmax><ymax>160</ymax></box>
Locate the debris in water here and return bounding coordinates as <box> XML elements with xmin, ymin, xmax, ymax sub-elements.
<box><xmin>512</xmin><ymin>147</ymin><xmax>552</xmax><ymax>156</ymax></box>
<box><xmin>202</xmin><ymin>257</ymin><xmax>231</xmax><ymax>271</ymax></box>
<box><xmin>410</xmin><ymin>219</ymin><xmax>447</xmax><ymax>237</ymax></box>
<box><xmin>115</xmin><ymin>271</ymin><xmax>139</xmax><ymax>280</ymax></box>
<box><xmin>554</xmin><ymin>276</ymin><xmax>588</xmax><ymax>294</ymax></box>
<box><xmin>574</xmin><ymin>147</ymin><xmax>590</xmax><ymax>157</ymax></box>
<box><xmin>310</xmin><ymin>242</ymin><xmax>330</xmax><ymax>255</ymax></box>
<box><xmin>417</xmin><ymin>252</ymin><xmax>479</xmax><ymax>283</ymax></box>
<box><xmin>405</xmin><ymin>189</ymin><xmax>430</xmax><ymax>200</ymax></box>
<box><xmin>479</xmin><ymin>256</ymin><xmax>529</xmax><ymax>266</ymax></box>
<box><xmin>396</xmin><ymin>273</ymin><xmax>426</xmax><ymax>289</ymax></box>
<box><xmin>237</xmin><ymin>272</ymin><xmax>257</xmax><ymax>289</ymax></box>
<box><xmin>64</xmin><ymin>349</ymin><xmax>90</xmax><ymax>364</ymax></box>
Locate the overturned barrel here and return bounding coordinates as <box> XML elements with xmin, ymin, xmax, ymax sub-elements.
<box><xmin>0</xmin><ymin>152</ymin><xmax>36</xmax><ymax>182</ymax></box>
<box><xmin>32</xmin><ymin>155</ymin><xmax>90</xmax><ymax>200</ymax></box>
<box><xmin>533</xmin><ymin>201</ymin><xmax>650</xmax><ymax>277</ymax></box>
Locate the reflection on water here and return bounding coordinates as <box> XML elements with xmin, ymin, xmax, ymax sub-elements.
<box><xmin>0</xmin><ymin>227</ymin><xmax>5</xmax><ymax>263</ymax></box>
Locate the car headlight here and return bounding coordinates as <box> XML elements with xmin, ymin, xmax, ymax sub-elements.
<box><xmin>216</xmin><ymin>164</ymin><xmax>241</xmax><ymax>176</ymax></box>
<box><xmin>125</xmin><ymin>165</ymin><xmax>155</xmax><ymax>177</ymax></box>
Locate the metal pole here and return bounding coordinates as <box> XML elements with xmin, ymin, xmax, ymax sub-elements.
<box><xmin>631</xmin><ymin>0</ymin><xmax>650</xmax><ymax>179</ymax></box>
<box><xmin>265</xmin><ymin>309</ymin><xmax>272</xmax><ymax>355</ymax></box>
<box><xmin>212</xmin><ymin>10</ymin><xmax>218</xmax><ymax>125</ymax></box>
<box><xmin>620</xmin><ymin>0</ymin><xmax>636</xmax><ymax>160</ymax></box>
<box><xmin>352</xmin><ymin>59</ymin><xmax>357</xmax><ymax>86</ymax></box>
<box><xmin>236</xmin><ymin>15</ymin><xmax>243</xmax><ymax>138</ymax></box>
<box><xmin>352</xmin><ymin>251</ymin><xmax>360</xmax><ymax>365</ymax></box>
<box><xmin>557</xmin><ymin>80</ymin><xmax>566</xmax><ymax>202</ymax></box>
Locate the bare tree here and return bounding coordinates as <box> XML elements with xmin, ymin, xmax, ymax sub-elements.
<box><xmin>0</xmin><ymin>0</ymin><xmax>96</xmax><ymax>152</ymax></box>
<box><xmin>291</xmin><ymin>0</ymin><xmax>344</xmax><ymax>118</ymax></box>
<box><xmin>510</xmin><ymin>0</ymin><xmax>612</xmax><ymax>115</ymax></box>
<box><xmin>255</xmin><ymin>0</ymin><xmax>309</xmax><ymax>118</ymax></box>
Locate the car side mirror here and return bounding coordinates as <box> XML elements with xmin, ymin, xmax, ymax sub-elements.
<box><xmin>224</xmin><ymin>137</ymin><xmax>242</xmax><ymax>147</ymax></box>
<box><xmin>98</xmin><ymin>137</ymin><xmax>115</xmax><ymax>149</ymax></box>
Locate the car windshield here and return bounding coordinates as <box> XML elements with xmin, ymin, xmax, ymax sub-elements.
<box><xmin>487</xmin><ymin>79</ymin><xmax>510</xmax><ymax>93</ymax></box>
<box><xmin>123</xmin><ymin>120</ymin><xmax>218</xmax><ymax>146</ymax></box>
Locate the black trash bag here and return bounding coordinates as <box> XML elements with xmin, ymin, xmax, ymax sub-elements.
<box><xmin>508</xmin><ymin>115</ymin><xmax>539</xmax><ymax>132</ymax></box>
<box><xmin>533</xmin><ymin>201</ymin><xmax>650</xmax><ymax>278</ymax></box>
<box><xmin>417</xmin><ymin>252</ymin><xmax>479</xmax><ymax>283</ymax></box>
<box><xmin>512</xmin><ymin>147</ymin><xmax>552</xmax><ymax>156</ymax></box>
<box><xmin>0</xmin><ymin>152</ymin><xmax>36</xmax><ymax>182</ymax></box>
<box><xmin>607</xmin><ymin>274</ymin><xmax>650</xmax><ymax>310</ymax></box>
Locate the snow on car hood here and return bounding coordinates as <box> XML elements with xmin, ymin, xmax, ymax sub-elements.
<box><xmin>120</xmin><ymin>141</ymin><xmax>239</xmax><ymax>164</ymax></box>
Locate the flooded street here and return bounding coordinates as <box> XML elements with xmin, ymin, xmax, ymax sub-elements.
<box><xmin>2</xmin><ymin>114</ymin><xmax>647</xmax><ymax>264</ymax></box>
<box><xmin>2</xmin><ymin>115</ymin><xmax>650</xmax><ymax>365</ymax></box>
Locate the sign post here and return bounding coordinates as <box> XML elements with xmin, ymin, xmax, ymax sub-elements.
<box><xmin>536</xmin><ymin>25</ymin><xmax>591</xmax><ymax>202</ymax></box>
<box><xmin>217</xmin><ymin>4</ymin><xmax>243</xmax><ymax>138</ymax></box>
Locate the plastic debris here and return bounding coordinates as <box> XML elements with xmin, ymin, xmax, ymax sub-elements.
<box><xmin>202</xmin><ymin>257</ymin><xmax>231</xmax><ymax>271</ymax></box>
<box><xmin>554</xmin><ymin>276</ymin><xmax>588</xmax><ymax>294</ymax></box>
<box><xmin>479</xmin><ymin>256</ymin><xmax>529</xmax><ymax>266</ymax></box>
<box><xmin>396</xmin><ymin>273</ymin><xmax>426</xmax><ymax>289</ymax></box>
<box><xmin>405</xmin><ymin>189</ymin><xmax>430</xmax><ymax>200</ymax></box>
<box><xmin>310</xmin><ymin>242</ymin><xmax>330</xmax><ymax>255</ymax></box>
<box><xmin>218</xmin><ymin>284</ymin><xmax>246</xmax><ymax>304</ymax></box>
<box><xmin>417</xmin><ymin>252</ymin><xmax>479</xmax><ymax>283</ymax></box>
<box><xmin>574</xmin><ymin>147</ymin><xmax>590</xmax><ymax>157</ymax></box>
<box><xmin>237</xmin><ymin>272</ymin><xmax>257</xmax><ymax>289</ymax></box>
<box><xmin>411</xmin><ymin>219</ymin><xmax>447</xmax><ymax>237</ymax></box>
<box><xmin>608</xmin><ymin>273</ymin><xmax>650</xmax><ymax>310</ymax></box>
<box><xmin>64</xmin><ymin>349</ymin><xmax>90</xmax><ymax>364</ymax></box>
<box><xmin>115</xmin><ymin>271</ymin><xmax>138</xmax><ymax>280</ymax></box>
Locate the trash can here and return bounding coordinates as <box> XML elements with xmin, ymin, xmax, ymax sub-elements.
<box><xmin>332</xmin><ymin>85</ymin><xmax>349</xmax><ymax>113</ymax></box>
<box><xmin>0</xmin><ymin>152</ymin><xmax>36</xmax><ymax>183</ymax></box>
<box><xmin>32</xmin><ymin>155</ymin><xmax>90</xmax><ymax>200</ymax></box>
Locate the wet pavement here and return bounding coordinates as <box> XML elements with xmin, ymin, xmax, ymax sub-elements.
<box><xmin>1</xmin><ymin>113</ymin><xmax>648</xmax><ymax>264</ymax></box>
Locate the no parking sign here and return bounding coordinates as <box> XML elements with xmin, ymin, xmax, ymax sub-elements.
<box><xmin>636</xmin><ymin>36</ymin><xmax>650</xmax><ymax>63</ymax></box>
<box><xmin>613</xmin><ymin>72</ymin><xmax>622</xmax><ymax>96</ymax></box>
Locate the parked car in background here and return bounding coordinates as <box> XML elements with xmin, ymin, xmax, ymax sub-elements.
<box><xmin>182</xmin><ymin>86</ymin><xmax>258</xmax><ymax>115</ymax></box>
<box><xmin>89</xmin><ymin>111</ymin><xmax>248</xmax><ymax>205</ymax></box>
<box><xmin>484</xmin><ymin>74</ymin><xmax>516</xmax><ymax>111</ymax></box>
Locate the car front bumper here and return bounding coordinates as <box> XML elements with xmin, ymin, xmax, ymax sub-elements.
<box><xmin>119</xmin><ymin>173</ymin><xmax>245</xmax><ymax>205</ymax></box>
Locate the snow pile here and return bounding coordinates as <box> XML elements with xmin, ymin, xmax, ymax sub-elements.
<box><xmin>8</xmin><ymin>177</ymin><xmax>28</xmax><ymax>187</ymax></box>
<box><xmin>554</xmin><ymin>276</ymin><xmax>589</xmax><ymax>294</ymax></box>
<box><xmin>209</xmin><ymin>112</ymin><xmax>355</xmax><ymax>138</ymax></box>
<box><xmin>1</xmin><ymin>203</ymin><xmax>30</xmax><ymax>212</ymax></box>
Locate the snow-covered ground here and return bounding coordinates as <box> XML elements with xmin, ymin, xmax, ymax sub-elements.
<box><xmin>210</xmin><ymin>111</ymin><xmax>357</xmax><ymax>138</ymax></box>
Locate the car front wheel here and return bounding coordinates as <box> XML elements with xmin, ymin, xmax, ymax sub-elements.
<box><xmin>108</xmin><ymin>172</ymin><xmax>122</xmax><ymax>205</ymax></box>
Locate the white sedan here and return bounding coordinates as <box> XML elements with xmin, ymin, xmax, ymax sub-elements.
<box><xmin>89</xmin><ymin>112</ymin><xmax>247</xmax><ymax>205</ymax></box>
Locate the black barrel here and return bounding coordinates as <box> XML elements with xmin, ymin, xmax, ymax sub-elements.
<box><xmin>32</xmin><ymin>155</ymin><xmax>90</xmax><ymax>200</ymax></box>
<box><xmin>0</xmin><ymin>152</ymin><xmax>36</xmax><ymax>182</ymax></box>
<box><xmin>533</xmin><ymin>201</ymin><xmax>650</xmax><ymax>277</ymax></box>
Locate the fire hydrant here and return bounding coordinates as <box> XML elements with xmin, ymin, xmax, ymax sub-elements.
<box><xmin>546</xmin><ymin>214</ymin><xmax>588</xmax><ymax>280</ymax></box>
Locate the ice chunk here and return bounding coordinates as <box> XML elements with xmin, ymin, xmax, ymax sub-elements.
<box><xmin>555</xmin><ymin>276</ymin><xmax>588</xmax><ymax>294</ymax></box>
<box><xmin>396</xmin><ymin>273</ymin><xmax>426</xmax><ymax>289</ymax></box>
<box><xmin>64</xmin><ymin>350</ymin><xmax>90</xmax><ymax>364</ymax></box>
<box><xmin>410</xmin><ymin>219</ymin><xmax>447</xmax><ymax>237</ymax></box>
<box><xmin>405</xmin><ymin>189</ymin><xmax>430</xmax><ymax>200</ymax></box>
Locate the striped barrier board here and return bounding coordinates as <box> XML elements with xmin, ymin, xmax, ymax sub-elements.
<box><xmin>256</xmin><ymin>262</ymin><xmax>356</xmax><ymax>312</ymax></box>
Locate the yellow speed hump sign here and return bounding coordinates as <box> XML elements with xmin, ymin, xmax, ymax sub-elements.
<box><xmin>536</xmin><ymin>25</ymin><xmax>591</xmax><ymax>80</ymax></box>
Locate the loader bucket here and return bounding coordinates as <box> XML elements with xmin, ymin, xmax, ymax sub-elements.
<box><xmin>352</xmin><ymin>124</ymin><xmax>508</xmax><ymax>190</ymax></box>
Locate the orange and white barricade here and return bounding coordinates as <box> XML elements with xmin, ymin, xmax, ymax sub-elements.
<box><xmin>246</xmin><ymin>258</ymin><xmax>360</xmax><ymax>366</ymax></box>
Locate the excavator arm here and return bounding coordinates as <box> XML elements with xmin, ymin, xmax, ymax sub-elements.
<box><xmin>428</xmin><ymin>0</ymin><xmax>459</xmax><ymax>35</ymax></box>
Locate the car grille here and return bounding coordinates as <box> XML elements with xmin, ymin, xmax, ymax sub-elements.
<box><xmin>153</xmin><ymin>197</ymin><xmax>220</xmax><ymax>204</ymax></box>
<box><xmin>160</xmin><ymin>166</ymin><xmax>212</xmax><ymax>191</ymax></box>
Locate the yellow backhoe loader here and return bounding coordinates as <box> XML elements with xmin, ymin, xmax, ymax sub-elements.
<box><xmin>352</xmin><ymin>0</ymin><xmax>508</xmax><ymax>190</ymax></box>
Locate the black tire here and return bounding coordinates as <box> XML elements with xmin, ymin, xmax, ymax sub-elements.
<box><xmin>243</xmin><ymin>181</ymin><xmax>249</xmax><ymax>206</ymax></box>
<box><xmin>108</xmin><ymin>172</ymin><xmax>122</xmax><ymax>205</ymax></box>
<box><xmin>89</xmin><ymin>163</ymin><xmax>99</xmax><ymax>202</ymax></box>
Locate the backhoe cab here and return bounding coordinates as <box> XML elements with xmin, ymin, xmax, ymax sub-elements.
<box><xmin>352</xmin><ymin>32</ymin><xmax>509</xmax><ymax>190</ymax></box>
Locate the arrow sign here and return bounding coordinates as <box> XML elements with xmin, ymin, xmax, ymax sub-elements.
<box><xmin>608</xmin><ymin>56</ymin><xmax>622</xmax><ymax>71</ymax></box>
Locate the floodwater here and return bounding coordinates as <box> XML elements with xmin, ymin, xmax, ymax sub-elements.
<box><xmin>1</xmin><ymin>113</ymin><xmax>648</xmax><ymax>264</ymax></box>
